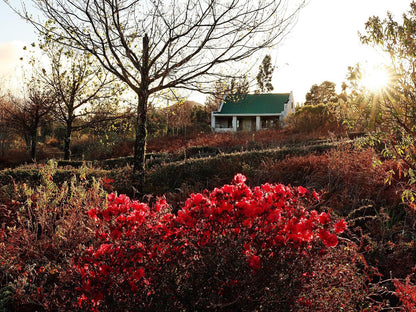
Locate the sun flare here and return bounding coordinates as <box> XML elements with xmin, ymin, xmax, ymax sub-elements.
<box><xmin>360</xmin><ymin>65</ymin><xmax>391</xmax><ymax>92</ymax></box>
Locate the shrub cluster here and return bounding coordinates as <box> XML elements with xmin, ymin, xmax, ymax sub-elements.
<box><xmin>0</xmin><ymin>161</ymin><xmax>107</xmax><ymax>311</ymax></box>
<box><xmin>285</xmin><ymin>103</ymin><xmax>342</xmax><ymax>134</ymax></box>
<box><xmin>71</xmin><ymin>174</ymin><xmax>369</xmax><ymax>312</ymax></box>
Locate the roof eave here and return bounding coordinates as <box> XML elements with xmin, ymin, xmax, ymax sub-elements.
<box><xmin>212</xmin><ymin>113</ymin><xmax>283</xmax><ymax>116</ymax></box>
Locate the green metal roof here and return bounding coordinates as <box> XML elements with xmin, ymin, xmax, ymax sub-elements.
<box><xmin>217</xmin><ymin>93</ymin><xmax>290</xmax><ymax>115</ymax></box>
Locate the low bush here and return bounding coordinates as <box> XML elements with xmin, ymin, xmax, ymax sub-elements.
<box><xmin>253</xmin><ymin>146</ymin><xmax>415</xmax><ymax>282</ymax></box>
<box><xmin>394</xmin><ymin>278</ymin><xmax>416</xmax><ymax>311</ymax></box>
<box><xmin>146</xmin><ymin>128</ymin><xmax>344</xmax><ymax>154</ymax></box>
<box><xmin>285</xmin><ymin>103</ymin><xmax>342</xmax><ymax>134</ymax></box>
<box><xmin>0</xmin><ymin>163</ymin><xmax>110</xmax><ymax>189</ymax></box>
<box><xmin>0</xmin><ymin>160</ymin><xmax>107</xmax><ymax>311</ymax></box>
<box><xmin>253</xmin><ymin>147</ymin><xmax>402</xmax><ymax>215</ymax></box>
<box><xmin>0</xmin><ymin>160</ymin><xmax>410</xmax><ymax>311</ymax></box>
<box><xmin>72</xmin><ymin>174</ymin><xmax>369</xmax><ymax>311</ymax></box>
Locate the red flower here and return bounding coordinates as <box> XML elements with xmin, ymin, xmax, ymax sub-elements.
<box><xmin>232</xmin><ymin>173</ymin><xmax>246</xmax><ymax>185</ymax></box>
<box><xmin>77</xmin><ymin>294</ymin><xmax>87</xmax><ymax>307</ymax></box>
<box><xmin>87</xmin><ymin>208</ymin><xmax>99</xmax><ymax>220</ymax></box>
<box><xmin>99</xmin><ymin>264</ymin><xmax>112</xmax><ymax>276</ymax></box>
<box><xmin>318</xmin><ymin>212</ymin><xmax>330</xmax><ymax>225</ymax></box>
<box><xmin>298</xmin><ymin>297</ymin><xmax>312</xmax><ymax>307</ymax></box>
<box><xmin>334</xmin><ymin>219</ymin><xmax>347</xmax><ymax>234</ymax></box>
<box><xmin>103</xmin><ymin>178</ymin><xmax>114</xmax><ymax>184</ymax></box>
<box><xmin>318</xmin><ymin>229</ymin><xmax>338</xmax><ymax>247</ymax></box>
<box><xmin>191</xmin><ymin>193</ymin><xmax>204</xmax><ymax>205</ymax></box>
<box><xmin>94</xmin><ymin>243</ymin><xmax>113</xmax><ymax>258</ymax></box>
<box><xmin>107</xmin><ymin>193</ymin><xmax>116</xmax><ymax>202</ymax></box>
<box><xmin>297</xmin><ymin>186</ymin><xmax>309</xmax><ymax>196</ymax></box>
<box><xmin>248</xmin><ymin>255</ymin><xmax>261</xmax><ymax>270</ymax></box>
<box><xmin>133</xmin><ymin>267</ymin><xmax>145</xmax><ymax>280</ymax></box>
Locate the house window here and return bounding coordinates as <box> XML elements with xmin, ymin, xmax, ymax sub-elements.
<box><xmin>261</xmin><ymin>116</ymin><xmax>280</xmax><ymax>129</ymax></box>
<box><xmin>215</xmin><ymin>116</ymin><xmax>232</xmax><ymax>128</ymax></box>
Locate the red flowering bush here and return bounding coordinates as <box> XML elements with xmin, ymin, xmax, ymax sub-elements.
<box><xmin>394</xmin><ymin>278</ymin><xmax>416</xmax><ymax>311</ymax></box>
<box><xmin>73</xmin><ymin>174</ymin><xmax>368</xmax><ymax>311</ymax></box>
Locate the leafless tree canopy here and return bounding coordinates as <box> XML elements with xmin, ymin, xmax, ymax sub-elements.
<box><xmin>9</xmin><ymin>0</ymin><xmax>305</xmax><ymax>190</ymax></box>
<box><xmin>19</xmin><ymin>0</ymin><xmax>304</xmax><ymax>94</ymax></box>
<box><xmin>3</xmin><ymin>81</ymin><xmax>56</xmax><ymax>160</ymax></box>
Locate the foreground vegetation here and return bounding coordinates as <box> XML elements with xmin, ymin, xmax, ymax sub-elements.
<box><xmin>1</xmin><ymin>127</ymin><xmax>416</xmax><ymax>311</ymax></box>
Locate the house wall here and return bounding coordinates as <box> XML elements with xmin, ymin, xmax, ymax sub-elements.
<box><xmin>282</xmin><ymin>91</ymin><xmax>295</xmax><ymax>118</ymax></box>
<box><xmin>211</xmin><ymin>113</ymin><xmax>234</xmax><ymax>131</ymax></box>
<box><xmin>261</xmin><ymin>116</ymin><xmax>280</xmax><ymax>129</ymax></box>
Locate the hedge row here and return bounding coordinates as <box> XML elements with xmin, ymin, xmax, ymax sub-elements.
<box><xmin>144</xmin><ymin>140</ymin><xmax>353</xmax><ymax>194</ymax></box>
<box><xmin>55</xmin><ymin>137</ymin><xmax>336</xmax><ymax>170</ymax></box>
<box><xmin>0</xmin><ymin>165</ymin><xmax>111</xmax><ymax>189</ymax></box>
<box><xmin>0</xmin><ymin>140</ymin><xmax>353</xmax><ymax>197</ymax></box>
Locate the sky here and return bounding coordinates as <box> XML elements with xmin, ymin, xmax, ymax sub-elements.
<box><xmin>0</xmin><ymin>0</ymin><xmax>413</xmax><ymax>104</ymax></box>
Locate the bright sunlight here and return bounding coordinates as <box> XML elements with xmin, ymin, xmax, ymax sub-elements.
<box><xmin>360</xmin><ymin>64</ymin><xmax>391</xmax><ymax>92</ymax></box>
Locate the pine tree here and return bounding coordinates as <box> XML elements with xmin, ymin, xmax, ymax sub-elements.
<box><xmin>256</xmin><ymin>55</ymin><xmax>274</xmax><ymax>93</ymax></box>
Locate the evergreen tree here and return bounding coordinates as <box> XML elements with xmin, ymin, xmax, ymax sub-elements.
<box><xmin>256</xmin><ymin>55</ymin><xmax>274</xmax><ymax>93</ymax></box>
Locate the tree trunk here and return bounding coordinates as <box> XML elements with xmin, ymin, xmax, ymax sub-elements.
<box><xmin>132</xmin><ymin>94</ymin><xmax>148</xmax><ymax>193</ymax></box>
<box><xmin>132</xmin><ymin>34</ymin><xmax>150</xmax><ymax>195</ymax></box>
<box><xmin>24</xmin><ymin>134</ymin><xmax>31</xmax><ymax>154</ymax></box>
<box><xmin>63</xmin><ymin>120</ymin><xmax>73</xmax><ymax>160</ymax></box>
<box><xmin>30</xmin><ymin>131</ymin><xmax>37</xmax><ymax>161</ymax></box>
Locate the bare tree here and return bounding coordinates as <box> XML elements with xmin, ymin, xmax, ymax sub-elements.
<box><xmin>4</xmin><ymin>79</ymin><xmax>56</xmax><ymax>161</ymax></box>
<box><xmin>205</xmin><ymin>79</ymin><xmax>230</xmax><ymax>112</ymax></box>
<box><xmin>205</xmin><ymin>75</ymin><xmax>251</xmax><ymax>115</ymax></box>
<box><xmin>9</xmin><ymin>0</ymin><xmax>305</xmax><ymax>191</ymax></box>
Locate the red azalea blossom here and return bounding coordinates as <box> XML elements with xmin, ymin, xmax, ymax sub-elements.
<box><xmin>297</xmin><ymin>186</ymin><xmax>309</xmax><ymax>196</ymax></box>
<box><xmin>232</xmin><ymin>173</ymin><xmax>246</xmax><ymax>185</ymax></box>
<box><xmin>133</xmin><ymin>267</ymin><xmax>145</xmax><ymax>280</ymax></box>
<box><xmin>93</xmin><ymin>243</ymin><xmax>113</xmax><ymax>258</ymax></box>
<box><xmin>334</xmin><ymin>219</ymin><xmax>347</xmax><ymax>234</ymax></box>
<box><xmin>107</xmin><ymin>193</ymin><xmax>116</xmax><ymax>202</ymax></box>
<box><xmin>87</xmin><ymin>208</ymin><xmax>99</xmax><ymax>220</ymax></box>
<box><xmin>318</xmin><ymin>229</ymin><xmax>338</xmax><ymax>247</ymax></box>
<box><xmin>318</xmin><ymin>212</ymin><xmax>330</xmax><ymax>225</ymax></box>
<box><xmin>247</xmin><ymin>255</ymin><xmax>261</xmax><ymax>270</ymax></box>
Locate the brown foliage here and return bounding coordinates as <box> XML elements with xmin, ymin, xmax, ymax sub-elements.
<box><xmin>254</xmin><ymin>147</ymin><xmax>402</xmax><ymax>215</ymax></box>
<box><xmin>146</xmin><ymin>128</ymin><xmax>338</xmax><ymax>153</ymax></box>
<box><xmin>0</xmin><ymin>163</ymin><xmax>107</xmax><ymax>310</ymax></box>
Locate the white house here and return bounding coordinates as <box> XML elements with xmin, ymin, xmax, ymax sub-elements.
<box><xmin>211</xmin><ymin>92</ymin><xmax>295</xmax><ymax>132</ymax></box>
